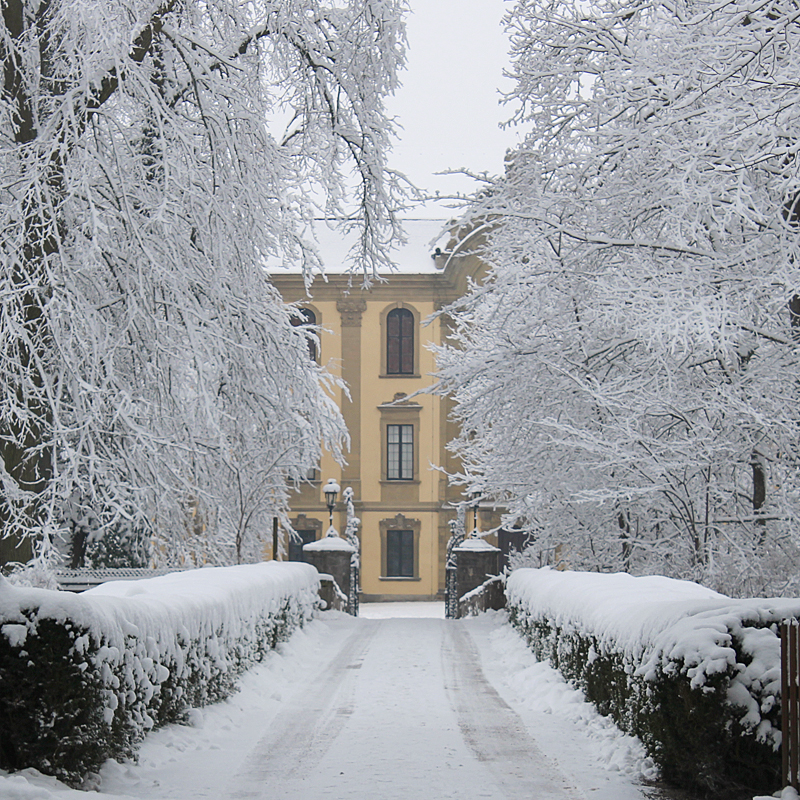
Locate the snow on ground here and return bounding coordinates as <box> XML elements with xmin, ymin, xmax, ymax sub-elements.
<box><xmin>359</xmin><ymin>601</ymin><xmax>444</xmax><ymax>618</ymax></box>
<box><xmin>464</xmin><ymin>611</ymin><xmax>657</xmax><ymax>787</ymax></box>
<box><xmin>0</xmin><ymin>614</ymin><xmax>343</xmax><ymax>800</ymax></box>
<box><xmin>756</xmin><ymin>789</ymin><xmax>800</xmax><ymax>800</ymax></box>
<box><xmin>0</xmin><ymin>606</ymin><xmax>775</xmax><ymax>800</ymax></box>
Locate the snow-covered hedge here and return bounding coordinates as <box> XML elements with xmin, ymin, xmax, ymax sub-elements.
<box><xmin>506</xmin><ymin>567</ymin><xmax>800</xmax><ymax>797</ymax></box>
<box><xmin>0</xmin><ymin>562</ymin><xmax>320</xmax><ymax>786</ymax></box>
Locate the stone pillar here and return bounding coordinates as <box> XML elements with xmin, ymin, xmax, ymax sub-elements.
<box><xmin>453</xmin><ymin>538</ymin><xmax>500</xmax><ymax>603</ymax></box>
<box><xmin>303</xmin><ymin>534</ymin><xmax>357</xmax><ymax>604</ymax></box>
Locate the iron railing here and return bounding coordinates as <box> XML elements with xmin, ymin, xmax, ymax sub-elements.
<box><xmin>444</xmin><ymin>506</ymin><xmax>466</xmax><ymax>619</ymax></box>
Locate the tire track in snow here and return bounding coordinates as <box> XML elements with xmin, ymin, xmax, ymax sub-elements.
<box><xmin>443</xmin><ymin>621</ymin><xmax>582</xmax><ymax>799</ymax></box>
<box><xmin>229</xmin><ymin>620</ymin><xmax>378</xmax><ymax>798</ymax></box>
<box><xmin>231</xmin><ymin>617</ymin><xmax>583</xmax><ymax>800</ymax></box>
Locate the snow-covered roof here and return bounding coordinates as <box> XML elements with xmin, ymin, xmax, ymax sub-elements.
<box><xmin>453</xmin><ymin>537</ymin><xmax>500</xmax><ymax>553</ymax></box>
<box><xmin>272</xmin><ymin>218</ymin><xmax>451</xmax><ymax>276</ymax></box>
<box><xmin>303</xmin><ymin>534</ymin><xmax>356</xmax><ymax>552</ymax></box>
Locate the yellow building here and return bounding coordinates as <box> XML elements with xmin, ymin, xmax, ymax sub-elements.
<box><xmin>270</xmin><ymin>220</ymin><xmax>489</xmax><ymax>601</ymax></box>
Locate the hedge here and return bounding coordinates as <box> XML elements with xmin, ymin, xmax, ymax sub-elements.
<box><xmin>506</xmin><ymin>567</ymin><xmax>800</xmax><ymax>799</ymax></box>
<box><xmin>0</xmin><ymin>562</ymin><xmax>320</xmax><ymax>786</ymax></box>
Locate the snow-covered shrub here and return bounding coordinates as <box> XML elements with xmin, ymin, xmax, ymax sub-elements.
<box><xmin>506</xmin><ymin>568</ymin><xmax>800</xmax><ymax>797</ymax></box>
<box><xmin>0</xmin><ymin>562</ymin><xmax>319</xmax><ymax>786</ymax></box>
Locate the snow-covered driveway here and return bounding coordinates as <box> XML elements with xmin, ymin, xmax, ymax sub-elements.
<box><xmin>232</xmin><ymin>618</ymin><xmax>575</xmax><ymax>800</ymax></box>
<box><xmin>0</xmin><ymin>607</ymin><xmax>653</xmax><ymax>800</ymax></box>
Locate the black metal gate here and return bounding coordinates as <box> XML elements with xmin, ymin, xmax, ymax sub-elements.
<box><xmin>444</xmin><ymin>507</ymin><xmax>465</xmax><ymax>619</ymax></box>
<box><xmin>782</xmin><ymin>619</ymin><xmax>800</xmax><ymax>789</ymax></box>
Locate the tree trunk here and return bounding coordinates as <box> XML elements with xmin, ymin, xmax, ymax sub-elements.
<box><xmin>618</xmin><ymin>510</ymin><xmax>633</xmax><ymax>572</ymax></box>
<box><xmin>751</xmin><ymin>449</ymin><xmax>767</xmax><ymax>543</ymax></box>
<box><xmin>0</xmin><ymin>0</ymin><xmax>56</xmax><ymax>561</ymax></box>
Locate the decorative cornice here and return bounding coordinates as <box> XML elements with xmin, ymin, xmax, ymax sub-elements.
<box><xmin>337</xmin><ymin>297</ymin><xmax>367</xmax><ymax>327</ymax></box>
<box><xmin>270</xmin><ymin>270</ymin><xmax>471</xmax><ymax>302</ymax></box>
<box><xmin>379</xmin><ymin>512</ymin><xmax>421</xmax><ymax>530</ymax></box>
<box><xmin>291</xmin><ymin>513</ymin><xmax>322</xmax><ymax>532</ymax></box>
<box><xmin>378</xmin><ymin>394</ymin><xmax>423</xmax><ymax>411</ymax></box>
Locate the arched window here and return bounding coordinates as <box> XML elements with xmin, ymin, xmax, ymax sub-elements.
<box><xmin>386</xmin><ymin>307</ymin><xmax>414</xmax><ymax>374</ymax></box>
<box><xmin>291</xmin><ymin>307</ymin><xmax>317</xmax><ymax>361</ymax></box>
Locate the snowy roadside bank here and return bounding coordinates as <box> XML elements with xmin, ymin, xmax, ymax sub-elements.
<box><xmin>463</xmin><ymin>611</ymin><xmax>656</xmax><ymax>800</ymax></box>
<box><xmin>0</xmin><ymin>612</ymin><xmax>348</xmax><ymax>800</ymax></box>
<box><xmin>0</xmin><ymin>608</ymin><xmax>781</xmax><ymax>800</ymax></box>
<box><xmin>0</xmin><ymin>563</ymin><xmax>320</xmax><ymax>784</ymax></box>
<box><xmin>506</xmin><ymin>567</ymin><xmax>794</xmax><ymax>797</ymax></box>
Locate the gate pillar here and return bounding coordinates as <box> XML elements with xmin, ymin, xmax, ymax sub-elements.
<box><xmin>303</xmin><ymin>535</ymin><xmax>356</xmax><ymax>611</ymax></box>
<box><xmin>453</xmin><ymin>538</ymin><xmax>500</xmax><ymax>616</ymax></box>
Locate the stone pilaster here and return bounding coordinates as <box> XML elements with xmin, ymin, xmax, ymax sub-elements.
<box><xmin>336</xmin><ymin>297</ymin><xmax>367</xmax><ymax>327</ymax></box>
<box><xmin>337</xmin><ymin>296</ymin><xmax>366</xmax><ymax>487</ymax></box>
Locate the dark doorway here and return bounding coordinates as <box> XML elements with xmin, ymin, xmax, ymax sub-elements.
<box><xmin>289</xmin><ymin>529</ymin><xmax>318</xmax><ymax>562</ymax></box>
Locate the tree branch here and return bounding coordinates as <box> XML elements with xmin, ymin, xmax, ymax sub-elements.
<box><xmin>86</xmin><ymin>0</ymin><xmax>179</xmax><ymax>113</ymax></box>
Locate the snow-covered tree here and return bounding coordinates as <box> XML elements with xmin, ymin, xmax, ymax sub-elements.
<box><xmin>436</xmin><ymin>0</ymin><xmax>800</xmax><ymax>595</ymax></box>
<box><xmin>342</xmin><ymin>485</ymin><xmax>360</xmax><ymax>615</ymax></box>
<box><xmin>0</xmin><ymin>0</ymin><xmax>407</xmax><ymax>567</ymax></box>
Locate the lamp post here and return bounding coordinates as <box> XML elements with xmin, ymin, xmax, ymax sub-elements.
<box><xmin>470</xmin><ymin>490</ymin><xmax>480</xmax><ymax>538</ymax></box>
<box><xmin>324</xmin><ymin>478</ymin><xmax>340</xmax><ymax>532</ymax></box>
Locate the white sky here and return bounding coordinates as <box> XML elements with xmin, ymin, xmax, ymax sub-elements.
<box><xmin>386</xmin><ymin>0</ymin><xmax>523</xmax><ymax>217</ymax></box>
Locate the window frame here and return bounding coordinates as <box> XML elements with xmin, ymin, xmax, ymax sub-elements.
<box><xmin>386</xmin><ymin>529</ymin><xmax>414</xmax><ymax>577</ymax></box>
<box><xmin>386</xmin><ymin>307</ymin><xmax>414</xmax><ymax>375</ymax></box>
<box><xmin>379</xmin><ymin>514</ymin><xmax>421</xmax><ymax>580</ymax></box>
<box><xmin>290</xmin><ymin>305</ymin><xmax>319</xmax><ymax>362</ymax></box>
<box><xmin>288</xmin><ymin>529</ymin><xmax>318</xmax><ymax>562</ymax></box>
<box><xmin>386</xmin><ymin>423</ymin><xmax>414</xmax><ymax>481</ymax></box>
<box><xmin>378</xmin><ymin>399</ymin><xmax>422</xmax><ymax>486</ymax></box>
<box><xmin>288</xmin><ymin>514</ymin><xmax>322</xmax><ymax>561</ymax></box>
<box><xmin>380</xmin><ymin>303</ymin><xmax>420</xmax><ymax>378</ymax></box>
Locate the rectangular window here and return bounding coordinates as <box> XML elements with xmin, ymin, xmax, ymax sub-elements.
<box><xmin>386</xmin><ymin>530</ymin><xmax>414</xmax><ymax>577</ymax></box>
<box><xmin>387</xmin><ymin>424</ymin><xmax>413</xmax><ymax>480</ymax></box>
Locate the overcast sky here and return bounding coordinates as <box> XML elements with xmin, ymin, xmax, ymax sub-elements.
<box><xmin>385</xmin><ymin>0</ymin><xmax>523</xmax><ymax>218</ymax></box>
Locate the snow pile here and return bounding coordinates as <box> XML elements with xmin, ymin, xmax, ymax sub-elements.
<box><xmin>453</xmin><ymin>537</ymin><xmax>499</xmax><ymax>552</ymax></box>
<box><xmin>304</xmin><ymin>533</ymin><xmax>356</xmax><ymax>552</ymax></box>
<box><xmin>479</xmin><ymin>616</ymin><xmax>657</xmax><ymax>784</ymax></box>
<box><xmin>0</xmin><ymin>562</ymin><xmax>320</xmax><ymax>787</ymax></box>
<box><xmin>506</xmin><ymin>567</ymin><xmax>800</xmax><ymax>797</ymax></box>
<box><xmin>755</xmin><ymin>788</ymin><xmax>800</xmax><ymax>800</ymax></box>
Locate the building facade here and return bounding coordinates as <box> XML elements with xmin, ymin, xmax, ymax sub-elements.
<box><xmin>271</xmin><ymin>220</ymin><xmax>495</xmax><ymax>601</ymax></box>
